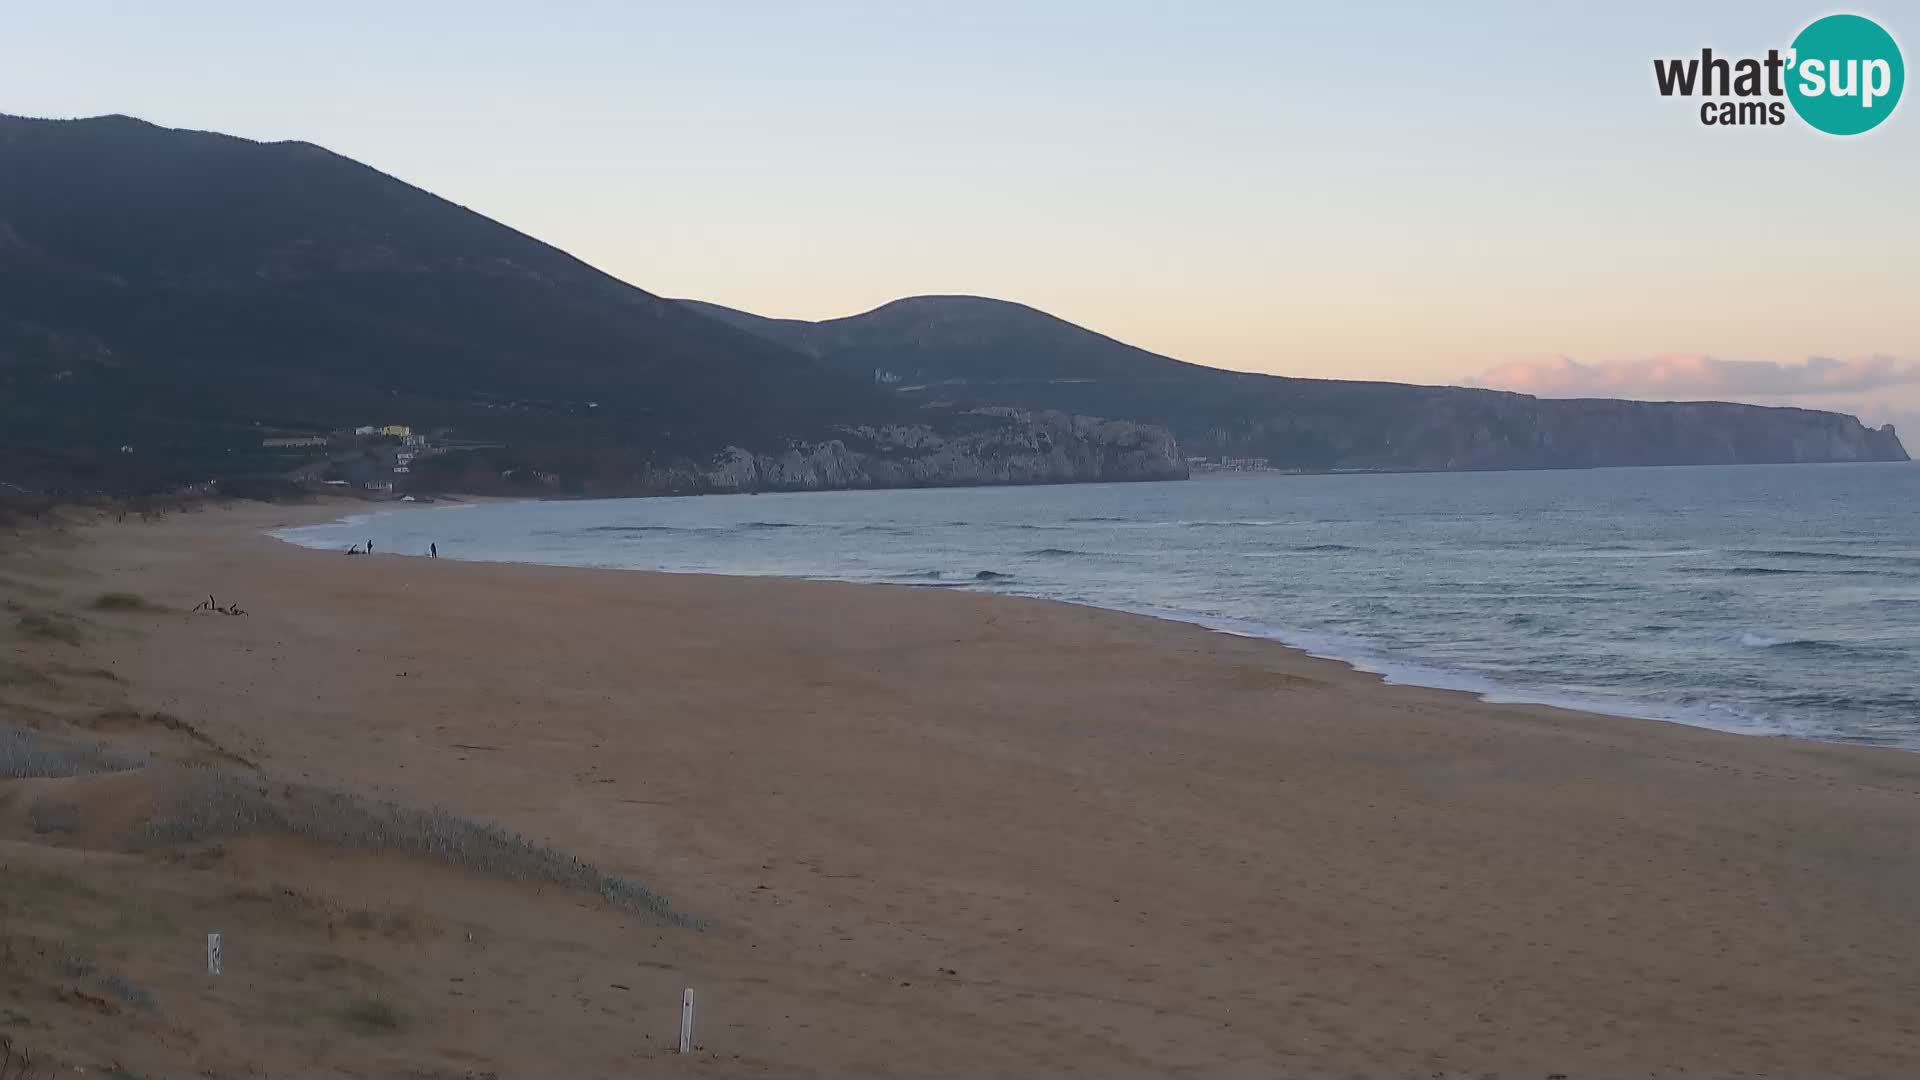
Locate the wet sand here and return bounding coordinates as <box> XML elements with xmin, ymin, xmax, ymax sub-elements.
<box><xmin>3</xmin><ymin>498</ymin><xmax>1919</xmax><ymax>1078</ymax></box>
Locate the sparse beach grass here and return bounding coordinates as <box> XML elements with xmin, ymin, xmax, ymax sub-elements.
<box><xmin>342</xmin><ymin>995</ymin><xmax>405</xmax><ymax>1031</ymax></box>
<box><xmin>133</xmin><ymin>769</ymin><xmax>689</xmax><ymax>924</ymax></box>
<box><xmin>90</xmin><ymin>591</ymin><xmax>160</xmax><ymax>613</ymax></box>
<box><xmin>13</xmin><ymin>609</ymin><xmax>84</xmax><ymax>645</ymax></box>
<box><xmin>0</xmin><ymin>725</ymin><xmax>147</xmax><ymax>778</ymax></box>
<box><xmin>0</xmin><ymin>725</ymin><xmax>685</xmax><ymax>924</ymax></box>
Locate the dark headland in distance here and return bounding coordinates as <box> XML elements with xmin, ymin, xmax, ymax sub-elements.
<box><xmin>0</xmin><ymin>113</ymin><xmax>1905</xmax><ymax>501</ymax></box>
<box><xmin>682</xmin><ymin>293</ymin><xmax>1907</xmax><ymax>475</ymax></box>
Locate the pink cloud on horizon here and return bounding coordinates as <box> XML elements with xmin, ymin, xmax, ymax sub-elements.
<box><xmin>1468</xmin><ymin>354</ymin><xmax>1920</xmax><ymax>404</ymax></box>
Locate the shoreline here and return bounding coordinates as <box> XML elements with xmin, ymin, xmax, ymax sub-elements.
<box><xmin>271</xmin><ymin>496</ymin><xmax>1907</xmax><ymax>754</ymax></box>
<box><xmin>8</xmin><ymin>499</ymin><xmax>1920</xmax><ymax>1077</ymax></box>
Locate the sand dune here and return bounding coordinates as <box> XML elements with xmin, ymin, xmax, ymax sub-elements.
<box><xmin>3</xmin><ymin>499</ymin><xmax>1919</xmax><ymax>1078</ymax></box>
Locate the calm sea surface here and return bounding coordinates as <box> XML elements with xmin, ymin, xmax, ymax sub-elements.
<box><xmin>278</xmin><ymin>463</ymin><xmax>1920</xmax><ymax>749</ymax></box>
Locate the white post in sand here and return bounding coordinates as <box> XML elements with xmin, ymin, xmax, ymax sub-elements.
<box><xmin>679</xmin><ymin>988</ymin><xmax>696</xmax><ymax>1054</ymax></box>
<box><xmin>207</xmin><ymin>932</ymin><xmax>223</xmax><ymax>975</ymax></box>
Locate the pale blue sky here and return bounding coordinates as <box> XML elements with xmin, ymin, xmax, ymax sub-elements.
<box><xmin>3</xmin><ymin>1</ymin><xmax>1916</xmax><ymax>426</ymax></box>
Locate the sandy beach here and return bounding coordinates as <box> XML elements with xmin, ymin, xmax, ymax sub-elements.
<box><xmin>4</xmin><ymin>498</ymin><xmax>1920</xmax><ymax>1078</ymax></box>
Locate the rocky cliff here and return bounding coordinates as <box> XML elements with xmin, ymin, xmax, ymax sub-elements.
<box><xmin>1187</xmin><ymin>392</ymin><xmax>1909</xmax><ymax>471</ymax></box>
<box><xmin>685</xmin><ymin>296</ymin><xmax>1911</xmax><ymax>471</ymax></box>
<box><xmin>631</xmin><ymin>409</ymin><xmax>1188</xmax><ymax>493</ymax></box>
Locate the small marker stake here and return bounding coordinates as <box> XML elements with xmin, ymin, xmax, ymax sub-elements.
<box><xmin>679</xmin><ymin>987</ymin><xmax>695</xmax><ymax>1053</ymax></box>
<box><xmin>207</xmin><ymin>932</ymin><xmax>223</xmax><ymax>975</ymax></box>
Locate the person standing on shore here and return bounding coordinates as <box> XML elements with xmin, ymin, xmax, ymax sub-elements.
<box><xmin>430</xmin><ymin>543</ymin><xmax>438</xmax><ymax>558</ymax></box>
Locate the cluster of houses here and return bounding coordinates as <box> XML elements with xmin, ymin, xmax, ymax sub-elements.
<box><xmin>351</xmin><ymin>424</ymin><xmax>426</xmax><ymax>446</ymax></box>
<box><xmin>261</xmin><ymin>423</ymin><xmax>422</xmax><ymax>448</ymax></box>
<box><xmin>1186</xmin><ymin>455</ymin><xmax>1274</xmax><ymax>472</ymax></box>
<box><xmin>261</xmin><ymin>422</ymin><xmax>434</xmax><ymax>495</ymax></box>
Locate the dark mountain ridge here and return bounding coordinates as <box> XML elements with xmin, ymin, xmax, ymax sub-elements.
<box><xmin>1</xmin><ymin>115</ymin><xmax>853</xmax><ymax>407</ymax></box>
<box><xmin>3</xmin><ymin>111</ymin><xmax>1897</xmax><ymax>497</ymax></box>
<box><xmin>0</xmin><ymin>115</ymin><xmax>1182</xmax><ymax>494</ymax></box>
<box><xmin>681</xmin><ymin>295</ymin><xmax>1216</xmax><ymax>385</ymax></box>
<box><xmin>682</xmin><ymin>296</ymin><xmax>1910</xmax><ymax>471</ymax></box>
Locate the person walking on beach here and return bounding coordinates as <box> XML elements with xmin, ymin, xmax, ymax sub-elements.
<box><xmin>430</xmin><ymin>542</ymin><xmax>438</xmax><ymax>558</ymax></box>
<box><xmin>366</xmin><ymin>539</ymin><xmax>374</xmax><ymax>553</ymax></box>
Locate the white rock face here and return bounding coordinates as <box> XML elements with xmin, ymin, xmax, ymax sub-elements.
<box><xmin>636</xmin><ymin>410</ymin><xmax>1188</xmax><ymax>494</ymax></box>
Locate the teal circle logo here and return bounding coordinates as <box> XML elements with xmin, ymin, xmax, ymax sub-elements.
<box><xmin>1786</xmin><ymin>14</ymin><xmax>1904</xmax><ymax>135</ymax></box>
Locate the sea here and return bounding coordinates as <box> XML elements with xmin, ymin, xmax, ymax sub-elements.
<box><xmin>276</xmin><ymin>462</ymin><xmax>1920</xmax><ymax>750</ymax></box>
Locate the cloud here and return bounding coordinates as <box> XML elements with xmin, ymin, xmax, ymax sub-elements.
<box><xmin>1466</xmin><ymin>355</ymin><xmax>1920</xmax><ymax>433</ymax></box>
<box><xmin>1468</xmin><ymin>354</ymin><xmax>1920</xmax><ymax>402</ymax></box>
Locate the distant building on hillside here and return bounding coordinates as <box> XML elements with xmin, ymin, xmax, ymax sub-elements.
<box><xmin>262</xmin><ymin>435</ymin><xmax>327</xmax><ymax>448</ymax></box>
<box><xmin>381</xmin><ymin>424</ymin><xmax>412</xmax><ymax>437</ymax></box>
<box><xmin>353</xmin><ymin>425</ymin><xmax>378</xmax><ymax>436</ymax></box>
<box><xmin>1190</xmin><ymin>456</ymin><xmax>1271</xmax><ymax>473</ymax></box>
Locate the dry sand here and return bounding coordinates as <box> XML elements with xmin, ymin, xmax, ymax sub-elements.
<box><xmin>3</xmin><ymin>498</ymin><xmax>1919</xmax><ymax>1078</ymax></box>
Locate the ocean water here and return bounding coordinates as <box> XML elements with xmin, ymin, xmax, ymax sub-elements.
<box><xmin>277</xmin><ymin>463</ymin><xmax>1920</xmax><ymax>749</ymax></box>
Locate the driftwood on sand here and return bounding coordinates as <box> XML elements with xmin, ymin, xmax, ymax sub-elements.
<box><xmin>190</xmin><ymin>594</ymin><xmax>248</xmax><ymax>616</ymax></box>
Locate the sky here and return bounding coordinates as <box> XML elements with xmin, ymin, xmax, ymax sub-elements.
<box><xmin>3</xmin><ymin>1</ymin><xmax>1917</xmax><ymax>429</ymax></box>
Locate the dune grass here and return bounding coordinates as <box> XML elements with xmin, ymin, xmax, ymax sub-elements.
<box><xmin>0</xmin><ymin>724</ymin><xmax>687</xmax><ymax>924</ymax></box>
<box><xmin>28</xmin><ymin>799</ymin><xmax>82</xmax><ymax>835</ymax></box>
<box><xmin>0</xmin><ymin>571</ymin><xmax>56</xmax><ymax>598</ymax></box>
<box><xmin>0</xmin><ymin>725</ymin><xmax>147</xmax><ymax>779</ymax></box>
<box><xmin>90</xmin><ymin>591</ymin><xmax>159</xmax><ymax>613</ymax></box>
<box><xmin>341</xmin><ymin>995</ymin><xmax>405</xmax><ymax>1031</ymax></box>
<box><xmin>45</xmin><ymin>663</ymin><xmax>125</xmax><ymax>684</ymax></box>
<box><xmin>14</xmin><ymin>610</ymin><xmax>83</xmax><ymax>645</ymax></box>
<box><xmin>134</xmin><ymin>769</ymin><xmax>689</xmax><ymax>925</ymax></box>
<box><xmin>93</xmin><ymin>707</ymin><xmax>216</xmax><ymax>740</ymax></box>
<box><xmin>0</xmin><ymin>659</ymin><xmax>60</xmax><ymax>691</ymax></box>
<box><xmin>96</xmin><ymin>971</ymin><xmax>157</xmax><ymax>1011</ymax></box>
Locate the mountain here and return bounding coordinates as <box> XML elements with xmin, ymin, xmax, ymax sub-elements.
<box><xmin>0</xmin><ymin>115</ymin><xmax>1183</xmax><ymax>495</ymax></box>
<box><xmin>679</xmin><ymin>295</ymin><xmax>1215</xmax><ymax>385</ymax></box>
<box><xmin>682</xmin><ymin>296</ymin><xmax>1911</xmax><ymax>471</ymax></box>
<box><xmin>4</xmin><ymin>112</ymin><xmax>1896</xmax><ymax>495</ymax></box>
